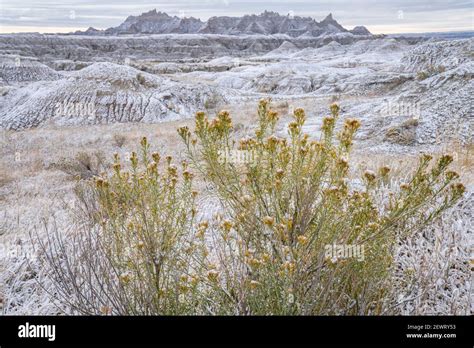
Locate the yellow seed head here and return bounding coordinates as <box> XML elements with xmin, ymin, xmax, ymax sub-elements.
<box><xmin>451</xmin><ymin>183</ymin><xmax>465</xmax><ymax>197</ymax></box>
<box><xmin>259</xmin><ymin>98</ymin><xmax>269</xmax><ymax>108</ymax></box>
<box><xmin>95</xmin><ymin>177</ymin><xmax>104</xmax><ymax>188</ymax></box>
<box><xmin>297</xmin><ymin>235</ymin><xmax>308</xmax><ymax>245</ymax></box>
<box><xmin>168</xmin><ymin>165</ymin><xmax>178</xmax><ymax>177</ymax></box>
<box><xmin>400</xmin><ymin>183</ymin><xmax>410</xmax><ymax>190</ymax></box>
<box><xmin>293</xmin><ymin>107</ymin><xmax>306</xmax><ymax>124</ymax></box>
<box><xmin>151</xmin><ymin>152</ymin><xmax>160</xmax><ymax>163</ymax></box>
<box><xmin>147</xmin><ymin>162</ymin><xmax>157</xmax><ymax>173</ymax></box>
<box><xmin>262</xmin><ymin>216</ymin><xmax>275</xmax><ymax>226</ymax></box>
<box><xmin>322</xmin><ymin>116</ymin><xmax>335</xmax><ymax>131</ymax></box>
<box><xmin>344</xmin><ymin>118</ymin><xmax>361</xmax><ymax>131</ymax></box>
<box><xmin>445</xmin><ymin>171</ymin><xmax>459</xmax><ymax>181</ymax></box>
<box><xmin>438</xmin><ymin>154</ymin><xmax>454</xmax><ymax>169</ymax></box>
<box><xmin>367</xmin><ymin>222</ymin><xmax>379</xmax><ymax>230</ymax></box>
<box><xmin>100</xmin><ymin>306</ymin><xmax>112</xmax><ymax>315</ymax></box>
<box><xmin>178</xmin><ymin>126</ymin><xmax>191</xmax><ymax>140</ymax></box>
<box><xmin>283</xmin><ymin>261</ymin><xmax>295</xmax><ymax>273</ymax></box>
<box><xmin>120</xmin><ymin>272</ymin><xmax>131</xmax><ymax>283</ymax></box>
<box><xmin>248</xmin><ymin>258</ymin><xmax>261</xmax><ymax>268</ymax></box>
<box><xmin>222</xmin><ymin>220</ymin><xmax>233</xmax><ymax>232</ymax></box>
<box><xmin>183</xmin><ymin>170</ymin><xmax>194</xmax><ymax>181</ymax></box>
<box><xmin>191</xmin><ymin>276</ymin><xmax>199</xmax><ymax>286</ymax></box>
<box><xmin>267</xmin><ymin>110</ymin><xmax>279</xmax><ymax>122</ymax></box>
<box><xmin>330</xmin><ymin>103</ymin><xmax>340</xmax><ymax>117</ymax></box>
<box><xmin>288</xmin><ymin>121</ymin><xmax>299</xmax><ymax>131</ymax></box>
<box><xmin>379</xmin><ymin>166</ymin><xmax>391</xmax><ymax>177</ymax></box>
<box><xmin>364</xmin><ymin>170</ymin><xmax>376</xmax><ymax>182</ymax></box>
<box><xmin>207</xmin><ymin>270</ymin><xmax>219</xmax><ymax>282</ymax></box>
<box><xmin>422</xmin><ymin>153</ymin><xmax>433</xmax><ymax>162</ymax></box>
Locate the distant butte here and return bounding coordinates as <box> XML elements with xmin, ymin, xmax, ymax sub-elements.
<box><xmin>75</xmin><ymin>10</ymin><xmax>372</xmax><ymax>37</ymax></box>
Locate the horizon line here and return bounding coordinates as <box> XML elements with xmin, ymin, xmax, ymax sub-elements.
<box><xmin>1</xmin><ymin>27</ymin><xmax>474</xmax><ymax>35</ymax></box>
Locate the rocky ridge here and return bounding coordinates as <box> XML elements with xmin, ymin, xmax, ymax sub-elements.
<box><xmin>0</xmin><ymin>62</ymin><xmax>232</xmax><ymax>129</ymax></box>
<box><xmin>76</xmin><ymin>10</ymin><xmax>371</xmax><ymax>37</ymax></box>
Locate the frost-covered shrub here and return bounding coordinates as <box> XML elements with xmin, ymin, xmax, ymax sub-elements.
<box><xmin>179</xmin><ymin>100</ymin><xmax>465</xmax><ymax>314</ymax></box>
<box><xmin>42</xmin><ymin>101</ymin><xmax>465</xmax><ymax>315</ymax></box>
<box><xmin>42</xmin><ymin>138</ymin><xmax>209</xmax><ymax>314</ymax></box>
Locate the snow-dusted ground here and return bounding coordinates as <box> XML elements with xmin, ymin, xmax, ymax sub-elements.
<box><xmin>0</xmin><ymin>35</ymin><xmax>472</xmax><ymax>314</ymax></box>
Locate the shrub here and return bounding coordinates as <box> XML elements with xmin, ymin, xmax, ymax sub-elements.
<box><xmin>136</xmin><ymin>73</ymin><xmax>157</xmax><ymax>88</ymax></box>
<box><xmin>204</xmin><ymin>92</ymin><xmax>221</xmax><ymax>110</ymax></box>
<box><xmin>41</xmin><ymin>138</ymin><xmax>210</xmax><ymax>314</ymax></box>
<box><xmin>54</xmin><ymin>151</ymin><xmax>107</xmax><ymax>180</ymax></box>
<box><xmin>178</xmin><ymin>100</ymin><xmax>465</xmax><ymax>314</ymax></box>
<box><xmin>112</xmin><ymin>133</ymin><xmax>127</xmax><ymax>148</ymax></box>
<box><xmin>416</xmin><ymin>65</ymin><xmax>446</xmax><ymax>80</ymax></box>
<box><xmin>42</xmin><ymin>101</ymin><xmax>465</xmax><ymax>315</ymax></box>
<box><xmin>136</xmin><ymin>73</ymin><xmax>146</xmax><ymax>86</ymax></box>
<box><xmin>384</xmin><ymin>117</ymin><xmax>419</xmax><ymax>145</ymax></box>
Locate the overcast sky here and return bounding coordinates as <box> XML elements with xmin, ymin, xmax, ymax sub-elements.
<box><xmin>0</xmin><ymin>0</ymin><xmax>472</xmax><ymax>34</ymax></box>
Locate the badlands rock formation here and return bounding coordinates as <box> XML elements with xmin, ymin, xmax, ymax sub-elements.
<box><xmin>0</xmin><ymin>62</ymin><xmax>231</xmax><ymax>129</ymax></box>
<box><xmin>0</xmin><ymin>11</ymin><xmax>471</xmax><ymax>149</ymax></box>
<box><xmin>76</xmin><ymin>10</ymin><xmax>371</xmax><ymax>37</ymax></box>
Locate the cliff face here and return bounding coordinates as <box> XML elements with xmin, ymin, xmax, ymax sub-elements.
<box><xmin>75</xmin><ymin>10</ymin><xmax>372</xmax><ymax>37</ymax></box>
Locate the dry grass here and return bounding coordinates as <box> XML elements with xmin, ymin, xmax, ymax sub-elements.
<box><xmin>441</xmin><ymin>141</ymin><xmax>474</xmax><ymax>184</ymax></box>
<box><xmin>0</xmin><ymin>169</ymin><xmax>14</xmax><ymax>189</ymax></box>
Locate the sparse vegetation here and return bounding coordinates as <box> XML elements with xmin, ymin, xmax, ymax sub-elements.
<box><xmin>204</xmin><ymin>92</ymin><xmax>221</xmax><ymax>110</ymax></box>
<box><xmin>384</xmin><ymin>117</ymin><xmax>419</xmax><ymax>145</ymax></box>
<box><xmin>0</xmin><ymin>169</ymin><xmax>13</xmax><ymax>189</ymax></box>
<box><xmin>136</xmin><ymin>72</ymin><xmax>157</xmax><ymax>88</ymax></box>
<box><xmin>41</xmin><ymin>101</ymin><xmax>465</xmax><ymax>315</ymax></box>
<box><xmin>54</xmin><ymin>151</ymin><xmax>107</xmax><ymax>180</ymax></box>
<box><xmin>112</xmin><ymin>133</ymin><xmax>127</xmax><ymax>148</ymax></box>
<box><xmin>416</xmin><ymin>65</ymin><xmax>446</xmax><ymax>80</ymax></box>
<box><xmin>136</xmin><ymin>73</ymin><xmax>147</xmax><ymax>86</ymax></box>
